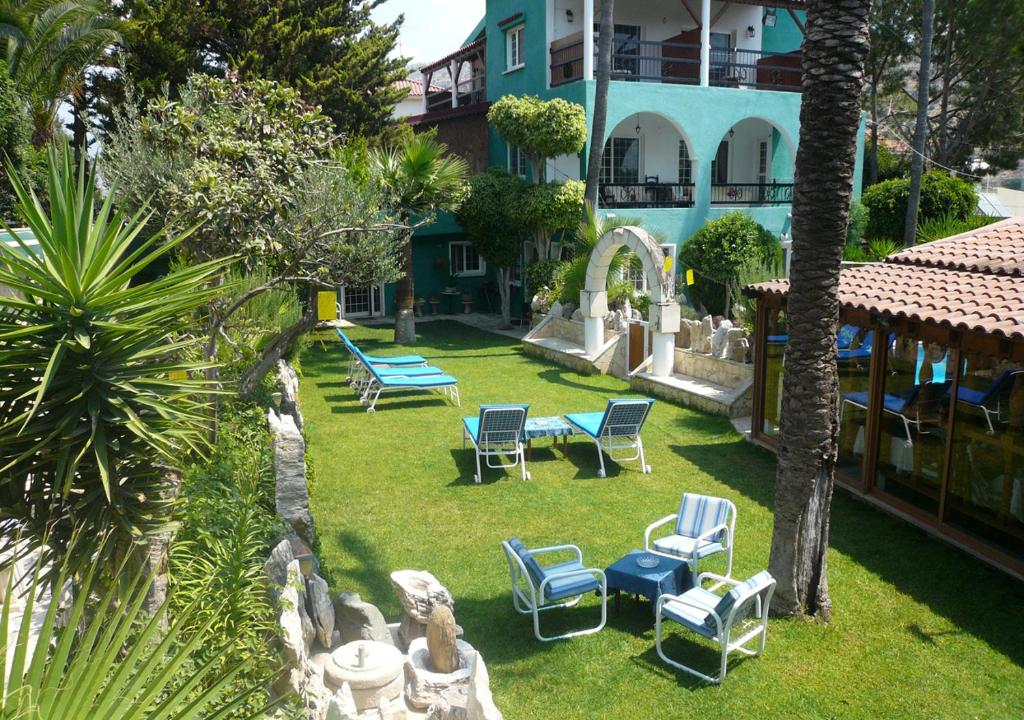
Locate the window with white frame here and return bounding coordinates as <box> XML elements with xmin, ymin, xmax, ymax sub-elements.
<box><xmin>600</xmin><ymin>137</ymin><xmax>641</xmax><ymax>185</ymax></box>
<box><xmin>678</xmin><ymin>142</ymin><xmax>692</xmax><ymax>185</ymax></box>
<box><xmin>506</xmin><ymin>25</ymin><xmax>525</xmax><ymax>71</ymax></box>
<box><xmin>449</xmin><ymin>241</ymin><xmax>485</xmax><ymax>276</ymax></box>
<box><xmin>509</xmin><ymin>145</ymin><xmax>529</xmax><ymax>179</ymax></box>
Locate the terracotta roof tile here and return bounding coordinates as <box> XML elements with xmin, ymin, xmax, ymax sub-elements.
<box><xmin>888</xmin><ymin>217</ymin><xmax>1024</xmax><ymax>276</ymax></box>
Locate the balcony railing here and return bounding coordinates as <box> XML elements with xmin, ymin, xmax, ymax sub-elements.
<box><xmin>711</xmin><ymin>182</ymin><xmax>793</xmax><ymax>206</ymax></box>
<box><xmin>600</xmin><ymin>182</ymin><xmax>695</xmax><ymax>209</ymax></box>
<box><xmin>425</xmin><ymin>77</ymin><xmax>486</xmax><ymax>112</ymax></box>
<box><xmin>550</xmin><ymin>33</ymin><xmax>801</xmax><ymax>92</ymax></box>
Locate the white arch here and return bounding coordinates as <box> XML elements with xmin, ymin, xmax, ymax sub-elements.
<box><xmin>579</xmin><ymin>226</ymin><xmax>680</xmax><ymax>377</ymax></box>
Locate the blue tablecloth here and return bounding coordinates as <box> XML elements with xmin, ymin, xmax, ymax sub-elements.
<box><xmin>605</xmin><ymin>550</ymin><xmax>691</xmax><ymax>601</ymax></box>
<box><xmin>524</xmin><ymin>416</ymin><xmax>575</xmax><ymax>440</ymax></box>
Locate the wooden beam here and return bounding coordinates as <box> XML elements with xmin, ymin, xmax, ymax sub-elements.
<box><xmin>680</xmin><ymin>0</ymin><xmax>701</xmax><ymax>28</ymax></box>
<box><xmin>787</xmin><ymin>7</ymin><xmax>805</xmax><ymax>34</ymax></box>
<box><xmin>861</xmin><ymin>317</ymin><xmax>889</xmax><ymax>494</ymax></box>
<box><xmin>711</xmin><ymin>2</ymin><xmax>731</xmax><ymax>27</ymax></box>
<box><xmin>937</xmin><ymin>345</ymin><xmax>962</xmax><ymax>523</ymax></box>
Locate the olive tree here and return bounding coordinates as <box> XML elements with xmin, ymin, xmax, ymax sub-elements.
<box><xmin>455</xmin><ymin>169</ymin><xmax>528</xmax><ymax>327</ymax></box>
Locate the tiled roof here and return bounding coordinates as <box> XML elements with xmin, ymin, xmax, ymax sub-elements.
<box><xmin>393</xmin><ymin>78</ymin><xmax>442</xmax><ymax>96</ymax></box>
<box><xmin>421</xmin><ymin>38</ymin><xmax>486</xmax><ymax>73</ymax></box>
<box><xmin>887</xmin><ymin>217</ymin><xmax>1024</xmax><ymax>276</ymax></box>
<box><xmin>747</xmin><ymin>218</ymin><xmax>1024</xmax><ymax>341</ymax></box>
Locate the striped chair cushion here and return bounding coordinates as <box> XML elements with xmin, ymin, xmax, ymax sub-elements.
<box><xmin>506</xmin><ymin>537</ymin><xmax>545</xmax><ymax>588</ymax></box>
<box><xmin>707</xmin><ymin>570</ymin><xmax>774</xmax><ymax>631</ymax></box>
<box><xmin>675</xmin><ymin>494</ymin><xmax>731</xmax><ymax>543</ymax></box>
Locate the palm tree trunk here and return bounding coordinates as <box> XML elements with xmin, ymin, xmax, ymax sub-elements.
<box><xmin>584</xmin><ymin>0</ymin><xmax>615</xmax><ymax>212</ymax></box>
<box><xmin>394</xmin><ymin>221</ymin><xmax>416</xmax><ymax>344</ymax></box>
<box><xmin>904</xmin><ymin>0</ymin><xmax>934</xmax><ymax>245</ymax></box>
<box><xmin>768</xmin><ymin>0</ymin><xmax>871</xmax><ymax>620</ymax></box>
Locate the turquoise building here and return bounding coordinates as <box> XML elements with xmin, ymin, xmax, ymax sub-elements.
<box><xmin>337</xmin><ymin>0</ymin><xmax>865</xmax><ymax>321</ymax></box>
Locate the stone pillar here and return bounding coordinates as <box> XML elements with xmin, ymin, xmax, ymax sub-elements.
<box><xmin>650</xmin><ymin>301</ymin><xmax>682</xmax><ymax>378</ymax></box>
<box><xmin>583</xmin><ymin>0</ymin><xmax>595</xmax><ymax>81</ymax></box>
<box><xmin>450</xmin><ymin>60</ymin><xmax>459</xmax><ymax>109</ymax></box>
<box><xmin>584</xmin><ymin>316</ymin><xmax>603</xmax><ymax>356</ymax></box>
<box><xmin>579</xmin><ymin>289</ymin><xmax>608</xmax><ymax>357</ymax></box>
<box><xmin>700</xmin><ymin>0</ymin><xmax>711</xmax><ymax>87</ymax></box>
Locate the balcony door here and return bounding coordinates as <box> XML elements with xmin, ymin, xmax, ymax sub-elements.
<box><xmin>709</xmin><ymin>32</ymin><xmax>732</xmax><ymax>82</ymax></box>
<box><xmin>596</xmin><ymin>23</ymin><xmax>641</xmax><ymax>77</ymax></box>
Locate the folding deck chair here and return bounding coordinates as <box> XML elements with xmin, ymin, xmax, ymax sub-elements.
<box><xmin>953</xmin><ymin>369</ymin><xmax>1024</xmax><ymax>434</ymax></box>
<box><xmin>564</xmin><ymin>398</ymin><xmax>655</xmax><ymax>477</ymax></box>
<box><xmin>843</xmin><ymin>380</ymin><xmax>950</xmax><ymax>448</ymax></box>
<box><xmin>345</xmin><ymin>341</ymin><xmax>459</xmax><ymax>413</ymax></box>
<box><xmin>335</xmin><ymin>328</ymin><xmax>428</xmax><ymax>381</ymax></box>
<box><xmin>462</xmin><ymin>405</ymin><xmax>531</xmax><ymax>483</ymax></box>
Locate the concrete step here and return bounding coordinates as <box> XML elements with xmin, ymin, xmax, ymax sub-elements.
<box><xmin>631</xmin><ymin>371</ymin><xmax>753</xmax><ymax>418</ymax></box>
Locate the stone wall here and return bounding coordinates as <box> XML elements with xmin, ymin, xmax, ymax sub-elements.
<box><xmin>674</xmin><ymin>348</ymin><xmax>752</xmax><ymax>389</ymax></box>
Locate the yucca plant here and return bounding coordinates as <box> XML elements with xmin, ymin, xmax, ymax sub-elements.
<box><xmin>0</xmin><ymin>541</ymin><xmax>284</xmax><ymax>718</ymax></box>
<box><xmin>0</xmin><ymin>143</ymin><xmax>232</xmax><ymax>574</ymax></box>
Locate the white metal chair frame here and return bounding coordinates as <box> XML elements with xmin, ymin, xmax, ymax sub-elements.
<box><xmin>501</xmin><ymin>541</ymin><xmax>607</xmax><ymax>642</ymax></box>
<box><xmin>571</xmin><ymin>400</ymin><xmax>654</xmax><ymax>478</ymax></box>
<box><xmin>655</xmin><ymin>571</ymin><xmax>776</xmax><ymax>684</ymax></box>
<box><xmin>462</xmin><ymin>406</ymin><xmax>531</xmax><ymax>483</ymax></box>
<box><xmin>644</xmin><ymin>497</ymin><xmax>736</xmax><ymax>579</ymax></box>
<box><xmin>361</xmin><ymin>379</ymin><xmax>460</xmax><ymax>413</ymax></box>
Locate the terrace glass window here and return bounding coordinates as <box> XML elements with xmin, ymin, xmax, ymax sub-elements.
<box><xmin>506</xmin><ymin>25</ymin><xmax>525</xmax><ymax>71</ymax></box>
<box><xmin>946</xmin><ymin>354</ymin><xmax>1024</xmax><ymax>559</ymax></box>
<box><xmin>873</xmin><ymin>334</ymin><xmax>954</xmax><ymax>516</ymax></box>
<box><xmin>711</xmin><ymin>141</ymin><xmax>729</xmax><ymax>184</ymax></box>
<box><xmin>709</xmin><ymin>32</ymin><xmax>732</xmax><ymax>82</ymax></box>
<box><xmin>600</xmin><ymin>137</ymin><xmax>641</xmax><ymax>185</ymax></box>
<box><xmin>836</xmin><ymin>323</ymin><xmax>874</xmax><ymax>482</ymax></box>
<box><xmin>761</xmin><ymin>308</ymin><xmax>786</xmax><ymax>438</ymax></box>
<box><xmin>678</xmin><ymin>142</ymin><xmax>692</xmax><ymax>185</ymax></box>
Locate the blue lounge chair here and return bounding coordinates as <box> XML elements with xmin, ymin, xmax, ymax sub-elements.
<box><xmin>837</xmin><ymin>323</ymin><xmax>859</xmax><ymax>350</ymax></box>
<box><xmin>565</xmin><ymin>398</ymin><xmax>655</xmax><ymax>477</ymax></box>
<box><xmin>644</xmin><ymin>493</ymin><xmax>737</xmax><ymax>579</ymax></box>
<box><xmin>346</xmin><ymin>342</ymin><xmax>459</xmax><ymax>413</ymax></box>
<box><xmin>954</xmin><ymin>369</ymin><xmax>1024</xmax><ymax>434</ymax></box>
<box><xmin>335</xmin><ymin>328</ymin><xmax>428</xmax><ymax>380</ymax></box>
<box><xmin>655</xmin><ymin>570</ymin><xmax>776</xmax><ymax>683</ymax></box>
<box><xmin>501</xmin><ymin>537</ymin><xmax>607</xmax><ymax>642</ymax></box>
<box><xmin>462</xmin><ymin>405</ymin><xmax>530</xmax><ymax>483</ymax></box>
<box><xmin>843</xmin><ymin>380</ymin><xmax>950</xmax><ymax>447</ymax></box>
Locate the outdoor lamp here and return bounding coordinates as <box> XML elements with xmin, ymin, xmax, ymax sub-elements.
<box><xmin>764</xmin><ymin>7</ymin><xmax>777</xmax><ymax>26</ymax></box>
<box><xmin>747</xmin><ymin>25</ymin><xmax>756</xmax><ymax>38</ymax></box>
<box><xmin>566</xmin><ymin>9</ymin><xmax>574</xmax><ymax>22</ymax></box>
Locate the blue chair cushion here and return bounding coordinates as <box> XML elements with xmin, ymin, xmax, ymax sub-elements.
<box><xmin>378</xmin><ymin>374</ymin><xmax>457</xmax><ymax>388</ymax></box>
<box><xmin>674</xmin><ymin>494</ymin><xmax>732</xmax><ymax>542</ymax></box>
<box><xmin>365</xmin><ymin>354</ymin><xmax>428</xmax><ymax>365</ymax></box>
<box><xmin>956</xmin><ymin>385</ymin><xmax>988</xmax><ymax>406</ymax></box>
<box><xmin>463</xmin><ymin>417</ymin><xmax>481</xmax><ymax>444</ymax></box>
<box><xmin>375</xmin><ymin>366</ymin><xmax>444</xmax><ymax>378</ymax></box>
<box><xmin>565</xmin><ymin>411</ymin><xmax>604</xmax><ymax>438</ymax></box>
<box><xmin>661</xmin><ymin>587</ymin><xmax>721</xmax><ymax>639</ymax></box>
<box><xmin>506</xmin><ymin>537</ymin><xmax>545</xmax><ymax>589</ymax></box>
<box><xmin>837</xmin><ymin>324</ymin><xmax>859</xmax><ymax>350</ymax></box>
<box><xmin>653</xmin><ymin>534</ymin><xmax>724</xmax><ymax>559</ymax></box>
<box><xmin>708</xmin><ymin>570</ymin><xmax>774</xmax><ymax>631</ymax></box>
<box><xmin>844</xmin><ymin>389</ymin><xmax>916</xmax><ymax>414</ymax></box>
<box><xmin>541</xmin><ymin>560</ymin><xmax>601</xmax><ymax>602</ymax></box>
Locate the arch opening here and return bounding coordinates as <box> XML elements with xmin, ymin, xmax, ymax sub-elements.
<box><xmin>708</xmin><ymin>117</ymin><xmax>795</xmax><ymax>207</ymax></box>
<box><xmin>599</xmin><ymin>112</ymin><xmax>696</xmax><ymax>210</ymax></box>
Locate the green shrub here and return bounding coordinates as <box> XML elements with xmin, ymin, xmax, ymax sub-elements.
<box><xmin>678</xmin><ymin>212</ymin><xmax>781</xmax><ymax>317</ymax></box>
<box><xmin>843</xmin><ymin>243</ymin><xmax>870</xmax><ymax>262</ymax></box>
<box><xmin>875</xmin><ymin>144</ymin><xmax>911</xmax><ymax>183</ymax></box>
<box><xmin>847</xmin><ymin>200</ymin><xmax>868</xmax><ymax>247</ymax></box>
<box><xmin>916</xmin><ymin>212</ymin><xmax>995</xmax><ymax>245</ymax></box>
<box><xmin>867</xmin><ymin>238</ymin><xmax>902</xmax><ymax>261</ymax></box>
<box><xmin>525</xmin><ymin>259</ymin><xmax>561</xmax><ymax>293</ymax></box>
<box><xmin>862</xmin><ymin>170</ymin><xmax>978</xmax><ymax>241</ymax></box>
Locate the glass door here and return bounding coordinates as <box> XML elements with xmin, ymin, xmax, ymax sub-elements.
<box><xmin>341</xmin><ymin>285</ymin><xmax>383</xmax><ymax>318</ymax></box>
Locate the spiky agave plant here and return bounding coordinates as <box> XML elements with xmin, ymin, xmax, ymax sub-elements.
<box><xmin>0</xmin><ymin>143</ymin><xmax>232</xmax><ymax>575</ymax></box>
<box><xmin>0</xmin><ymin>540</ymin><xmax>285</xmax><ymax>718</ymax></box>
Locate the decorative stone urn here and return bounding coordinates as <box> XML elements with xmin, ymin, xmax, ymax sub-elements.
<box><xmin>404</xmin><ymin>637</ymin><xmax>476</xmax><ymax>710</ymax></box>
<box><xmin>324</xmin><ymin>640</ymin><xmax>403</xmax><ymax>712</ymax></box>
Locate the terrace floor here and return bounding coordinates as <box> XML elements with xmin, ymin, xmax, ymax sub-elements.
<box><xmin>299</xmin><ymin>321</ymin><xmax>1024</xmax><ymax>720</ymax></box>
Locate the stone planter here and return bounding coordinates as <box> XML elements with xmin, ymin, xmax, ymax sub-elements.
<box><xmin>324</xmin><ymin>640</ymin><xmax>404</xmax><ymax>712</ymax></box>
<box><xmin>404</xmin><ymin>637</ymin><xmax>475</xmax><ymax>709</ymax></box>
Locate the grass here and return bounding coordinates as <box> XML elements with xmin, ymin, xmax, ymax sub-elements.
<box><xmin>299</xmin><ymin>321</ymin><xmax>1024</xmax><ymax>720</ymax></box>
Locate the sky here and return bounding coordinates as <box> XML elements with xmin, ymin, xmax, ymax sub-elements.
<box><xmin>371</xmin><ymin>0</ymin><xmax>486</xmax><ymax>66</ymax></box>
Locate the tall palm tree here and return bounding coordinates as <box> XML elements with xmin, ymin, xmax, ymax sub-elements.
<box><xmin>2</xmin><ymin>0</ymin><xmax>120</xmax><ymax>146</ymax></box>
<box><xmin>373</xmin><ymin>135</ymin><xmax>469</xmax><ymax>344</ymax></box>
<box><xmin>904</xmin><ymin>0</ymin><xmax>934</xmax><ymax>244</ymax></box>
<box><xmin>583</xmin><ymin>0</ymin><xmax>614</xmax><ymax>212</ymax></box>
<box><xmin>768</xmin><ymin>0</ymin><xmax>872</xmax><ymax>620</ymax></box>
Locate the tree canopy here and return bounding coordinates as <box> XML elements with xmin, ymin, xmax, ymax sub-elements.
<box><xmin>488</xmin><ymin>95</ymin><xmax>587</xmax><ymax>183</ymax></box>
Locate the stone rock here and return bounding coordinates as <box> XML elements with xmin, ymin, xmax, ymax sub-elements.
<box><xmin>268</xmin><ymin>410</ymin><xmax>315</xmax><ymax>545</ymax></box>
<box><xmin>727</xmin><ymin>337</ymin><xmax>750</xmax><ymax>364</ymax></box>
<box><xmin>334</xmin><ymin>592</ymin><xmax>392</xmax><ymax>645</ymax></box>
<box><xmin>324</xmin><ymin>641</ymin><xmax>404</xmax><ymax>712</ymax></box>
<box><xmin>404</xmin><ymin>637</ymin><xmax>474</xmax><ymax>710</ymax></box>
<box><xmin>546</xmin><ymin>301</ymin><xmax>562</xmax><ymax>319</ymax></box>
<box><xmin>305</xmin><ymin>671</ymin><xmax>333</xmax><ymax>720</ymax></box>
<box><xmin>308</xmin><ymin>574</ymin><xmax>335</xmax><ymax>649</ymax></box>
<box><xmin>279</xmin><ymin>582</ymin><xmax>308</xmax><ymax>668</ymax></box>
<box><xmin>622</xmin><ymin>298</ymin><xmax>632</xmax><ymax>319</ymax></box>
<box><xmin>711</xmin><ymin>319</ymin><xmax>733</xmax><ymax>358</ymax></box>
<box><xmin>466</xmin><ymin>652</ymin><xmax>502</xmax><ymax>720</ymax></box>
<box><xmin>570</xmin><ymin>308</ymin><xmax>583</xmax><ymax>321</ymax></box>
<box><xmin>390</xmin><ymin>571</ymin><xmax>454</xmax><ymax>625</ymax></box>
<box><xmin>675</xmin><ymin>320</ymin><xmax>692</xmax><ymax>349</ymax></box>
<box><xmin>630</xmin><ymin>309</ymin><xmax>642</xmax><ymax>321</ymax></box>
<box><xmin>698</xmin><ymin>315</ymin><xmax>714</xmax><ymax>354</ymax></box>
<box><xmin>326</xmin><ymin>682</ymin><xmax>359</xmax><ymax>720</ymax></box>
<box><xmin>287</xmin><ymin>560</ymin><xmax>316</xmax><ymax>652</ymax></box>
<box><xmin>426</xmin><ymin>606</ymin><xmax>459</xmax><ymax>674</ymax></box>
<box><xmin>530</xmin><ymin>291</ymin><xmax>547</xmax><ymax>313</ymax></box>
<box><xmin>561</xmin><ymin>302</ymin><xmax>575</xmax><ymax>319</ymax></box>
<box><xmin>265</xmin><ymin>538</ymin><xmax>296</xmax><ymax>589</ymax></box>
<box><xmin>276</xmin><ymin>359</ymin><xmax>304</xmax><ymax>429</ymax></box>
<box><xmin>612</xmin><ymin>309</ymin><xmax>628</xmax><ymax>333</ymax></box>
<box><xmin>426</xmin><ymin>700</ymin><xmax>453</xmax><ymax>720</ymax></box>
<box><xmin>724</xmin><ymin>328</ymin><xmax>748</xmax><ymax>363</ymax></box>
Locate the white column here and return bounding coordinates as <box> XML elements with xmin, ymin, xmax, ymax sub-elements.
<box><xmin>450</xmin><ymin>60</ymin><xmax>459</xmax><ymax>108</ymax></box>
<box><xmin>584</xmin><ymin>316</ymin><xmax>604</xmax><ymax>356</ymax></box>
<box><xmin>651</xmin><ymin>332</ymin><xmax>675</xmax><ymax>377</ymax></box>
<box><xmin>700</xmin><ymin>0</ymin><xmax>711</xmax><ymax>87</ymax></box>
<box><xmin>583</xmin><ymin>0</ymin><xmax>595</xmax><ymax>81</ymax></box>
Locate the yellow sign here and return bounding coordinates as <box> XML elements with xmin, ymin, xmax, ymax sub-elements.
<box><xmin>662</xmin><ymin>256</ymin><xmax>673</xmax><ymax>274</ymax></box>
<box><xmin>686</xmin><ymin>269</ymin><xmax>695</xmax><ymax>286</ymax></box>
<box><xmin>169</xmin><ymin>370</ymin><xmax>188</xmax><ymax>381</ymax></box>
<box><xmin>317</xmin><ymin>291</ymin><xmax>338</xmax><ymax>321</ymax></box>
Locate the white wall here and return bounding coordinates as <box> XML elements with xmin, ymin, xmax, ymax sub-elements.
<box><xmin>392</xmin><ymin>96</ymin><xmax>424</xmax><ymax>119</ymax></box>
<box><xmin>607</xmin><ymin>112</ymin><xmax>687</xmax><ymax>184</ymax></box>
<box><xmin>546</xmin><ymin>154</ymin><xmax>581</xmax><ymax>182</ymax></box>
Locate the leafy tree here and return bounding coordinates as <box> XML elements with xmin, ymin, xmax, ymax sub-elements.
<box><xmin>678</xmin><ymin>212</ymin><xmax>780</xmax><ymax>317</ymax></box>
<box><xmin>863</xmin><ymin>0</ymin><xmax>913</xmax><ymax>185</ymax></box>
<box><xmin>769</xmin><ymin>0</ymin><xmax>871</xmax><ymax>619</ymax></box>
<box><xmin>2</xmin><ymin>0</ymin><xmax>120</xmax><ymax>146</ymax></box>
<box><xmin>904</xmin><ymin>0</ymin><xmax>934</xmax><ymax>244</ymax></box>
<box><xmin>488</xmin><ymin>95</ymin><xmax>588</xmax><ymax>186</ymax></box>
<box><xmin>0</xmin><ymin>71</ymin><xmax>42</xmax><ymax>222</ymax></box>
<box><xmin>372</xmin><ymin>134</ymin><xmax>469</xmax><ymax>344</ymax></box>
<box><xmin>861</xmin><ymin>170</ymin><xmax>977</xmax><ymax>241</ymax></box>
<box><xmin>100</xmin><ymin>74</ymin><xmax>407</xmax><ymax>395</ymax></box>
<box><xmin>456</xmin><ymin>169</ymin><xmax>528</xmax><ymax>328</ymax></box>
<box><xmin>0</xmin><ymin>144</ymin><xmax>229</xmax><ymax>576</ymax></box>
<box><xmin>518</xmin><ymin>179</ymin><xmax>585</xmax><ymax>260</ymax></box>
<box><xmin>101</xmin><ymin>0</ymin><xmax>406</xmax><ymax>141</ymax></box>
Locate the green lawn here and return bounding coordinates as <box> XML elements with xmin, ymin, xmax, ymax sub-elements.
<box><xmin>299</xmin><ymin>321</ymin><xmax>1024</xmax><ymax>720</ymax></box>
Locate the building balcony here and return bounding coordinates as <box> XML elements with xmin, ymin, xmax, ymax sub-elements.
<box><xmin>711</xmin><ymin>182</ymin><xmax>793</xmax><ymax>206</ymax></box>
<box><xmin>420</xmin><ymin>37</ymin><xmax>487</xmax><ymax>116</ymax></box>
<box><xmin>550</xmin><ymin>32</ymin><xmax>801</xmax><ymax>91</ymax></box>
<box><xmin>600</xmin><ymin>182</ymin><xmax>696</xmax><ymax>209</ymax></box>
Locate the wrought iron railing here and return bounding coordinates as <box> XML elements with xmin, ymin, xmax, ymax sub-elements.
<box><xmin>599</xmin><ymin>182</ymin><xmax>696</xmax><ymax>209</ymax></box>
<box><xmin>549</xmin><ymin>33</ymin><xmax>801</xmax><ymax>92</ymax></box>
<box><xmin>711</xmin><ymin>182</ymin><xmax>793</xmax><ymax>206</ymax></box>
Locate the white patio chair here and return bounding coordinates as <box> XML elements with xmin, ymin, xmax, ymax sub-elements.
<box><xmin>655</xmin><ymin>570</ymin><xmax>776</xmax><ymax>683</ymax></box>
<box><xmin>645</xmin><ymin>493</ymin><xmax>736</xmax><ymax>579</ymax></box>
<box><xmin>462</xmin><ymin>404</ymin><xmax>530</xmax><ymax>483</ymax></box>
<box><xmin>501</xmin><ymin>537</ymin><xmax>607</xmax><ymax>642</ymax></box>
